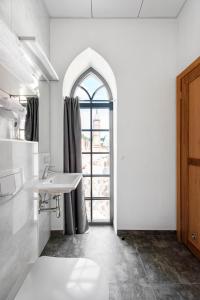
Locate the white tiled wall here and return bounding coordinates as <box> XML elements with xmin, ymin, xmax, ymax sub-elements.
<box><xmin>0</xmin><ymin>140</ymin><xmax>39</xmax><ymax>300</ymax></box>
<box><xmin>38</xmin><ymin>152</ymin><xmax>51</xmax><ymax>254</ymax></box>
<box><xmin>0</xmin><ymin>141</ymin><xmax>51</xmax><ymax>300</ymax></box>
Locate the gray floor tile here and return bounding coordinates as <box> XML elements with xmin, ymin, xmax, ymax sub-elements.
<box><xmin>153</xmin><ymin>284</ymin><xmax>200</xmax><ymax>300</ymax></box>
<box><xmin>109</xmin><ymin>282</ymin><xmax>156</xmax><ymax>300</ymax></box>
<box><xmin>42</xmin><ymin>226</ymin><xmax>200</xmax><ymax>300</ymax></box>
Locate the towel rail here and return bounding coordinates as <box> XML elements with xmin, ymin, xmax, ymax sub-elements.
<box><xmin>0</xmin><ymin>168</ymin><xmax>23</xmax><ymax>200</ymax></box>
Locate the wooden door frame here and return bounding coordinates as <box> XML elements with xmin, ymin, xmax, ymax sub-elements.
<box><xmin>177</xmin><ymin>57</ymin><xmax>200</xmax><ymax>243</ymax></box>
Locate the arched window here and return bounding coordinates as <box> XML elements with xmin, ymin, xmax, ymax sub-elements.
<box><xmin>71</xmin><ymin>68</ymin><xmax>113</xmax><ymax>224</ymax></box>
<box><xmin>71</xmin><ymin>67</ymin><xmax>112</xmax><ymax>101</ymax></box>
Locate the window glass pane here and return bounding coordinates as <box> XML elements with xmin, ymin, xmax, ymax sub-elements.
<box><xmin>85</xmin><ymin>200</ymin><xmax>91</xmax><ymax>222</ymax></box>
<box><xmin>83</xmin><ymin>177</ymin><xmax>91</xmax><ymax>198</ymax></box>
<box><xmin>92</xmin><ymin>132</ymin><xmax>109</xmax><ymax>153</ymax></box>
<box><xmin>93</xmin><ymin>86</ymin><xmax>109</xmax><ymax>101</ymax></box>
<box><xmin>82</xmin><ymin>154</ymin><xmax>90</xmax><ymax>174</ymax></box>
<box><xmin>82</xmin><ymin>132</ymin><xmax>91</xmax><ymax>152</ymax></box>
<box><xmin>93</xmin><ymin>154</ymin><xmax>110</xmax><ymax>175</ymax></box>
<box><xmin>93</xmin><ymin>200</ymin><xmax>110</xmax><ymax>221</ymax></box>
<box><xmin>92</xmin><ymin>177</ymin><xmax>110</xmax><ymax>198</ymax></box>
<box><xmin>92</xmin><ymin>109</ymin><xmax>109</xmax><ymax>130</ymax></box>
<box><xmin>74</xmin><ymin>86</ymin><xmax>90</xmax><ymax>100</ymax></box>
<box><xmin>81</xmin><ymin>73</ymin><xmax>102</xmax><ymax>97</ymax></box>
<box><xmin>80</xmin><ymin>109</ymin><xmax>90</xmax><ymax>129</ymax></box>
<box><xmin>76</xmin><ymin>71</ymin><xmax>112</xmax><ymax>224</ymax></box>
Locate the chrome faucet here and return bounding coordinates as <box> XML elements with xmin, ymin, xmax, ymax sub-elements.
<box><xmin>42</xmin><ymin>165</ymin><xmax>55</xmax><ymax>179</ymax></box>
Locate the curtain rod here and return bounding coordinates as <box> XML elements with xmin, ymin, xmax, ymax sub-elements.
<box><xmin>0</xmin><ymin>87</ymin><xmax>11</xmax><ymax>97</ymax></box>
<box><xmin>11</xmin><ymin>94</ymin><xmax>38</xmax><ymax>97</ymax></box>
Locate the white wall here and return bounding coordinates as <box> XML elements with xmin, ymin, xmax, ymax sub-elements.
<box><xmin>50</xmin><ymin>19</ymin><xmax>177</xmax><ymax>230</ymax></box>
<box><xmin>0</xmin><ymin>0</ymin><xmax>49</xmax><ymax>57</ymax></box>
<box><xmin>177</xmin><ymin>0</ymin><xmax>200</xmax><ymax>72</ymax></box>
<box><xmin>39</xmin><ymin>81</ymin><xmax>50</xmax><ymax>153</ymax></box>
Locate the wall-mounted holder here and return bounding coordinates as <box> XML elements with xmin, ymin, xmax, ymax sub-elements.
<box><xmin>38</xmin><ymin>193</ymin><xmax>61</xmax><ymax>218</ymax></box>
<box><xmin>0</xmin><ymin>168</ymin><xmax>23</xmax><ymax>202</ymax></box>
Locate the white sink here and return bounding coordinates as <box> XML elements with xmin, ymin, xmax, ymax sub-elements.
<box><xmin>34</xmin><ymin>173</ymin><xmax>82</xmax><ymax>194</ymax></box>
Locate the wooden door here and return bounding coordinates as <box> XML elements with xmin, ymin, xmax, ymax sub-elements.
<box><xmin>177</xmin><ymin>57</ymin><xmax>200</xmax><ymax>258</ymax></box>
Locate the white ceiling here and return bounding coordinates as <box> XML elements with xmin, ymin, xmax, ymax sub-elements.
<box><xmin>43</xmin><ymin>0</ymin><xmax>187</xmax><ymax>18</ymax></box>
<box><xmin>43</xmin><ymin>0</ymin><xmax>91</xmax><ymax>18</ymax></box>
<box><xmin>92</xmin><ymin>0</ymin><xmax>143</xmax><ymax>18</ymax></box>
<box><xmin>140</xmin><ymin>0</ymin><xmax>186</xmax><ymax>18</ymax></box>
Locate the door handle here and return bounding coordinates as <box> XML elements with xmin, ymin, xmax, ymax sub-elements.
<box><xmin>191</xmin><ymin>233</ymin><xmax>198</xmax><ymax>241</ymax></box>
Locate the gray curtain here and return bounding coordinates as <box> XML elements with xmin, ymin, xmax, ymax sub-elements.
<box><xmin>64</xmin><ymin>97</ymin><xmax>89</xmax><ymax>235</ymax></box>
<box><xmin>25</xmin><ymin>97</ymin><xmax>39</xmax><ymax>142</ymax></box>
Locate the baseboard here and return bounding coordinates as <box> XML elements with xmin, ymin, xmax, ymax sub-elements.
<box><xmin>50</xmin><ymin>230</ymin><xmax>64</xmax><ymax>237</ymax></box>
<box><xmin>188</xmin><ymin>241</ymin><xmax>200</xmax><ymax>260</ymax></box>
<box><xmin>117</xmin><ymin>230</ymin><xmax>176</xmax><ymax>236</ymax></box>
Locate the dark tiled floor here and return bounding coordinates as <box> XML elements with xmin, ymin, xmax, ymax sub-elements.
<box><xmin>42</xmin><ymin>226</ymin><xmax>200</xmax><ymax>300</ymax></box>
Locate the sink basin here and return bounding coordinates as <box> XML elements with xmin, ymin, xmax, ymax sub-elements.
<box><xmin>34</xmin><ymin>173</ymin><xmax>82</xmax><ymax>194</ymax></box>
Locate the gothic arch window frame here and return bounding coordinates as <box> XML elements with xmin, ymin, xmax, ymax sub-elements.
<box><xmin>70</xmin><ymin>67</ymin><xmax>114</xmax><ymax>224</ymax></box>
<box><xmin>70</xmin><ymin>67</ymin><xmax>113</xmax><ymax>102</ymax></box>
